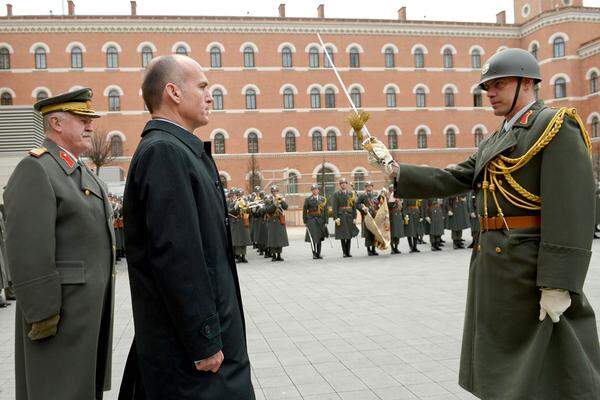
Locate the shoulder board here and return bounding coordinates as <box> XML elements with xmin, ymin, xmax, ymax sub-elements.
<box><xmin>29</xmin><ymin>147</ymin><xmax>47</xmax><ymax>158</ymax></box>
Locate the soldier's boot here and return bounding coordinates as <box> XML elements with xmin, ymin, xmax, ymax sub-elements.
<box><xmin>346</xmin><ymin>240</ymin><xmax>352</xmax><ymax>257</ymax></box>
<box><xmin>371</xmin><ymin>246</ymin><xmax>379</xmax><ymax>256</ymax></box>
<box><xmin>367</xmin><ymin>246</ymin><xmax>374</xmax><ymax>256</ymax></box>
<box><xmin>467</xmin><ymin>240</ymin><xmax>475</xmax><ymax>249</ymax></box>
<box><xmin>240</xmin><ymin>255</ymin><xmax>248</xmax><ymax>263</ymax></box>
<box><xmin>276</xmin><ymin>253</ymin><xmax>284</xmax><ymax>262</ymax></box>
<box><xmin>313</xmin><ymin>250</ymin><xmax>319</xmax><ymax>259</ymax></box>
<box><xmin>410</xmin><ymin>237</ymin><xmax>420</xmax><ymax>253</ymax></box>
<box><xmin>316</xmin><ymin>242</ymin><xmax>323</xmax><ymax>259</ymax></box>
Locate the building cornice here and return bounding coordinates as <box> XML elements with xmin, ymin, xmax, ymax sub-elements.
<box><xmin>578</xmin><ymin>38</ymin><xmax>600</xmax><ymax>58</ymax></box>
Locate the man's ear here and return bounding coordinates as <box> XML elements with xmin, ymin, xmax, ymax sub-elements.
<box><xmin>49</xmin><ymin>115</ymin><xmax>63</xmax><ymax>132</ymax></box>
<box><xmin>165</xmin><ymin>82</ymin><xmax>182</xmax><ymax>105</ymax></box>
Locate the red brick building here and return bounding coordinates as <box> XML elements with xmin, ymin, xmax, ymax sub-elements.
<box><xmin>0</xmin><ymin>0</ymin><xmax>598</xmax><ymax>219</ymax></box>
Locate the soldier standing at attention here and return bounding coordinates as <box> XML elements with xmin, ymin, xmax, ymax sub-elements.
<box><xmin>331</xmin><ymin>178</ymin><xmax>358</xmax><ymax>257</ymax></box>
<box><xmin>303</xmin><ymin>184</ymin><xmax>329</xmax><ymax>259</ymax></box>
<box><xmin>387</xmin><ymin>184</ymin><xmax>404</xmax><ymax>254</ymax></box>
<box><xmin>264</xmin><ymin>185</ymin><xmax>289</xmax><ymax>262</ymax></box>
<box><xmin>446</xmin><ymin>195</ymin><xmax>470</xmax><ymax>249</ymax></box>
<box><xmin>425</xmin><ymin>198</ymin><xmax>445</xmax><ymax>251</ymax></box>
<box><xmin>4</xmin><ymin>88</ymin><xmax>116</xmax><ymax>400</ymax></box>
<box><xmin>402</xmin><ymin>198</ymin><xmax>421</xmax><ymax>253</ymax></box>
<box><xmin>228</xmin><ymin>188</ymin><xmax>251</xmax><ymax>263</ymax></box>
<box><xmin>357</xmin><ymin>48</ymin><xmax>600</xmax><ymax>400</ymax></box>
<box><xmin>357</xmin><ymin>181</ymin><xmax>380</xmax><ymax>256</ymax></box>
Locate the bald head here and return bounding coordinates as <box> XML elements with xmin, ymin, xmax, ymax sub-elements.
<box><xmin>142</xmin><ymin>55</ymin><xmax>197</xmax><ymax>114</ymax></box>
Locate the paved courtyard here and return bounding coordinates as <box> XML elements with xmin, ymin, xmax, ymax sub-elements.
<box><xmin>1</xmin><ymin>229</ymin><xmax>600</xmax><ymax>400</ymax></box>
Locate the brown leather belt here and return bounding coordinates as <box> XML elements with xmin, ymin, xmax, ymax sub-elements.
<box><xmin>307</xmin><ymin>211</ymin><xmax>321</xmax><ymax>215</ymax></box>
<box><xmin>407</xmin><ymin>205</ymin><xmax>419</xmax><ymax>209</ymax></box>
<box><xmin>339</xmin><ymin>206</ymin><xmax>352</xmax><ymax>210</ymax></box>
<box><xmin>480</xmin><ymin>215</ymin><xmax>541</xmax><ymax>231</ymax></box>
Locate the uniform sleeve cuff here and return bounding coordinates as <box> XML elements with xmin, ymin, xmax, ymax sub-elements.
<box><xmin>537</xmin><ymin>242</ymin><xmax>591</xmax><ymax>294</ymax></box>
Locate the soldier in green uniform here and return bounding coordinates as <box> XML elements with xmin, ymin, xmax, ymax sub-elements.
<box><xmin>264</xmin><ymin>185</ymin><xmax>288</xmax><ymax>261</ymax></box>
<box><xmin>4</xmin><ymin>88</ymin><xmax>116</xmax><ymax>400</ymax></box>
<box><xmin>228</xmin><ymin>188</ymin><xmax>251</xmax><ymax>263</ymax></box>
<box><xmin>387</xmin><ymin>184</ymin><xmax>404</xmax><ymax>254</ymax></box>
<box><xmin>446</xmin><ymin>195</ymin><xmax>470</xmax><ymax>249</ymax></box>
<box><xmin>357</xmin><ymin>48</ymin><xmax>600</xmax><ymax>399</ymax></box>
<box><xmin>357</xmin><ymin>181</ymin><xmax>380</xmax><ymax>256</ymax></box>
<box><xmin>402</xmin><ymin>198</ymin><xmax>421</xmax><ymax>253</ymax></box>
<box><xmin>331</xmin><ymin>178</ymin><xmax>359</xmax><ymax>257</ymax></box>
<box><xmin>425</xmin><ymin>198</ymin><xmax>445</xmax><ymax>251</ymax></box>
<box><xmin>303</xmin><ymin>184</ymin><xmax>329</xmax><ymax>259</ymax></box>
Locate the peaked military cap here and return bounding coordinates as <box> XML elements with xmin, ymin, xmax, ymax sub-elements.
<box><xmin>34</xmin><ymin>87</ymin><xmax>101</xmax><ymax>118</ymax></box>
<box><xmin>339</xmin><ymin>178</ymin><xmax>348</xmax><ymax>184</ymax></box>
<box><xmin>365</xmin><ymin>181</ymin><xmax>374</xmax><ymax>187</ymax></box>
<box><xmin>311</xmin><ymin>184</ymin><xmax>320</xmax><ymax>190</ymax></box>
<box><xmin>270</xmin><ymin>185</ymin><xmax>279</xmax><ymax>192</ymax></box>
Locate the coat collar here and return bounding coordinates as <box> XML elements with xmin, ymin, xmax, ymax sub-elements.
<box><xmin>511</xmin><ymin>100</ymin><xmax>545</xmax><ymax>129</ymax></box>
<box><xmin>142</xmin><ymin>119</ymin><xmax>205</xmax><ymax>158</ymax></box>
<box><xmin>43</xmin><ymin>139</ymin><xmax>78</xmax><ymax>175</ymax></box>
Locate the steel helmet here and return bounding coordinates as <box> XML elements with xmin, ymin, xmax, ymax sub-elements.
<box><xmin>478</xmin><ymin>48</ymin><xmax>541</xmax><ymax>90</ymax></box>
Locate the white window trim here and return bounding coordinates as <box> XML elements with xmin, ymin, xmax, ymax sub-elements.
<box><xmin>441</xmin><ymin>83</ymin><xmax>459</xmax><ymax>93</ymax></box>
<box><xmin>172</xmin><ymin>42</ymin><xmax>191</xmax><ymax>54</ymax></box>
<box><xmin>103</xmin><ymin>85</ymin><xmax>124</xmax><ymax>96</ymax></box>
<box><xmin>0</xmin><ymin>43</ymin><xmax>14</xmax><ymax>53</ymax></box>
<box><xmin>65</xmin><ymin>42</ymin><xmax>86</xmax><ymax>53</ymax></box>
<box><xmin>311</xmin><ymin>162</ymin><xmax>341</xmax><ymax>178</ymax></box>
<box><xmin>381</xmin><ymin>44</ymin><xmax>399</xmax><ymax>54</ymax></box>
<box><xmin>440</xmin><ymin>44</ymin><xmax>457</xmax><ymax>55</ymax></box>
<box><xmin>411</xmin><ymin>44</ymin><xmax>428</xmax><ymax>54</ymax></box>
<box><xmin>31</xmin><ymin>86</ymin><xmax>52</xmax><ymax>98</ymax></box>
<box><xmin>324</xmin><ymin>126</ymin><xmax>342</xmax><ymax>137</ymax></box>
<box><xmin>206</xmin><ymin>42</ymin><xmax>225</xmax><ymax>52</ymax></box>
<box><xmin>587</xmin><ymin>112</ymin><xmax>600</xmax><ymax>124</ymax></box>
<box><xmin>414</xmin><ymin>125</ymin><xmax>432</xmax><ymax>135</ymax></box>
<box><xmin>219</xmin><ymin>171</ymin><xmax>232</xmax><ymax>182</ymax></box>
<box><xmin>210</xmin><ymin>129</ymin><xmax>229</xmax><ymax>139</ymax></box>
<box><xmin>241</xmin><ymin>84</ymin><xmax>260</xmax><ymax>95</ymax></box>
<box><xmin>29</xmin><ymin>42</ymin><xmax>50</xmax><ymax>53</ymax></box>
<box><xmin>412</xmin><ymin>84</ymin><xmax>430</xmax><ymax>94</ymax></box>
<box><xmin>305</xmin><ymin>43</ymin><xmax>322</xmax><ymax>53</ymax></box>
<box><xmin>284</xmin><ymin>168</ymin><xmax>302</xmax><ymax>179</ymax></box>
<box><xmin>279</xmin><ymin>84</ymin><xmax>298</xmax><ymax>95</ymax></box>
<box><xmin>0</xmin><ymin>87</ymin><xmax>16</xmax><ymax>98</ymax></box>
<box><xmin>307</xmin><ymin>84</ymin><xmax>324</xmax><ymax>94</ymax></box>
<box><xmin>102</xmin><ymin>42</ymin><xmax>122</xmax><ymax>53</ymax></box>
<box><xmin>243</xmin><ymin>128</ymin><xmax>262</xmax><ymax>139</ymax></box>
<box><xmin>281</xmin><ymin>127</ymin><xmax>300</xmax><ymax>137</ymax></box>
<box><xmin>468</xmin><ymin>45</ymin><xmax>485</xmax><ymax>55</ymax></box>
<box><xmin>586</xmin><ymin>68</ymin><xmax>600</xmax><ymax>80</ymax></box>
<box><xmin>277</xmin><ymin>42</ymin><xmax>296</xmax><ymax>53</ymax></box>
<box><xmin>528</xmin><ymin>40</ymin><xmax>540</xmax><ymax>52</ymax></box>
<box><xmin>209</xmin><ymin>84</ymin><xmax>228</xmax><ymax>95</ymax></box>
<box><xmin>351</xmin><ymin>166</ymin><xmax>369</xmax><ymax>177</ymax></box>
<box><xmin>348</xmin><ymin>83</ymin><xmax>365</xmax><ymax>93</ymax></box>
<box><xmin>472</xmin><ymin>124</ymin><xmax>488</xmax><ymax>134</ymax></box>
<box><xmin>245</xmin><ymin>170</ymin><xmax>263</xmax><ymax>180</ymax></box>
<box><xmin>443</xmin><ymin>124</ymin><xmax>460</xmax><ymax>134</ymax></box>
<box><xmin>548</xmin><ymin>32</ymin><xmax>570</xmax><ymax>44</ymax></box>
<box><xmin>239</xmin><ymin>42</ymin><xmax>259</xmax><ymax>53</ymax></box>
<box><xmin>549</xmin><ymin>73</ymin><xmax>571</xmax><ymax>85</ymax></box>
<box><xmin>383</xmin><ymin>83</ymin><xmax>400</xmax><ymax>93</ymax></box>
<box><xmin>69</xmin><ymin>85</ymin><xmax>84</xmax><ymax>92</ymax></box>
<box><xmin>385</xmin><ymin>125</ymin><xmax>402</xmax><ymax>136</ymax></box>
<box><xmin>136</xmin><ymin>42</ymin><xmax>157</xmax><ymax>52</ymax></box>
<box><xmin>346</xmin><ymin>43</ymin><xmax>364</xmax><ymax>53</ymax></box>
<box><xmin>107</xmin><ymin>131</ymin><xmax>126</xmax><ymax>141</ymax></box>
<box><xmin>323</xmin><ymin>84</ymin><xmax>339</xmax><ymax>94</ymax></box>
<box><xmin>308</xmin><ymin>127</ymin><xmax>325</xmax><ymax>137</ymax></box>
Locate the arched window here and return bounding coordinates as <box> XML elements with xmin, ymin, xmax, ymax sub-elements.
<box><xmin>106</xmin><ymin>46</ymin><xmax>118</xmax><ymax>68</ymax></box>
<box><xmin>554</xmin><ymin>78</ymin><xmax>567</xmax><ymax>98</ymax></box>
<box><xmin>417</xmin><ymin>129</ymin><xmax>428</xmax><ymax>149</ymax></box>
<box><xmin>384</xmin><ymin>47</ymin><xmax>395</xmax><ymax>68</ymax></box>
<box><xmin>316</xmin><ymin>166</ymin><xmax>335</xmax><ymax>197</ymax></box>
<box><xmin>353</xmin><ymin>171</ymin><xmax>365</xmax><ymax>191</ymax></box>
<box><xmin>34</xmin><ymin>47</ymin><xmax>47</xmax><ymax>69</ymax></box>
<box><xmin>416</xmin><ymin>87</ymin><xmax>426</xmax><ymax>107</ymax></box>
<box><xmin>109</xmin><ymin>136</ymin><xmax>123</xmax><ymax>157</ymax></box>
<box><xmin>285</xmin><ymin>131</ymin><xmax>296</xmax><ymax>152</ymax></box>
<box><xmin>444</xmin><ymin>87</ymin><xmax>455</xmax><ymax>107</ymax></box>
<box><xmin>0</xmin><ymin>92</ymin><xmax>12</xmax><ymax>106</ymax></box>
<box><xmin>108</xmin><ymin>89</ymin><xmax>120</xmax><ymax>111</ymax></box>
<box><xmin>443</xmin><ymin>48</ymin><xmax>453</xmax><ymax>68</ymax></box>
<box><xmin>243</xmin><ymin>46</ymin><xmax>255</xmax><ymax>68</ymax></box>
<box><xmin>352</xmin><ymin>132</ymin><xmax>361</xmax><ymax>150</ymax></box>
<box><xmin>590</xmin><ymin>71</ymin><xmax>598</xmax><ymax>94</ymax></box>
<box><xmin>553</xmin><ymin>37</ymin><xmax>565</xmax><ymax>58</ymax></box>
<box><xmin>0</xmin><ymin>47</ymin><xmax>10</xmax><ymax>69</ymax></box>
<box><xmin>141</xmin><ymin>46</ymin><xmax>153</xmax><ymax>67</ymax></box>
<box><xmin>212</xmin><ymin>89</ymin><xmax>223</xmax><ymax>110</ymax></box>
<box><xmin>591</xmin><ymin>116</ymin><xmax>599</xmax><ymax>138</ymax></box>
<box><xmin>219</xmin><ymin>174</ymin><xmax>228</xmax><ymax>189</ymax></box>
<box><xmin>310</xmin><ymin>88</ymin><xmax>321</xmax><ymax>108</ymax></box>
<box><xmin>247</xmin><ymin>132</ymin><xmax>259</xmax><ymax>153</ymax></box>
<box><xmin>312</xmin><ymin>131</ymin><xmax>323</xmax><ymax>151</ymax></box>
<box><xmin>309</xmin><ymin>47</ymin><xmax>319</xmax><ymax>68</ymax></box>
<box><xmin>471</xmin><ymin>49</ymin><xmax>481</xmax><ymax>68</ymax></box>
<box><xmin>388</xmin><ymin>129</ymin><xmax>398</xmax><ymax>149</ymax></box>
<box><xmin>530</xmin><ymin>43</ymin><xmax>538</xmax><ymax>59</ymax></box>
<box><xmin>386</xmin><ymin>87</ymin><xmax>397</xmax><ymax>107</ymax></box>
<box><xmin>325</xmin><ymin>88</ymin><xmax>336</xmax><ymax>108</ymax></box>
<box><xmin>414</xmin><ymin>48</ymin><xmax>424</xmax><ymax>68</ymax></box>
<box><xmin>281</xmin><ymin>46</ymin><xmax>292</xmax><ymax>68</ymax></box>
<box><xmin>214</xmin><ymin>132</ymin><xmax>225</xmax><ymax>154</ymax></box>
<box><xmin>474</xmin><ymin>128</ymin><xmax>484</xmax><ymax>147</ymax></box>
<box><xmin>70</xmin><ymin>46</ymin><xmax>83</xmax><ymax>68</ymax></box>
<box><xmin>245</xmin><ymin>89</ymin><xmax>257</xmax><ymax>109</ymax></box>
<box><xmin>287</xmin><ymin>173</ymin><xmax>298</xmax><ymax>194</ymax></box>
<box><xmin>473</xmin><ymin>88</ymin><xmax>483</xmax><ymax>107</ymax></box>
<box><xmin>350</xmin><ymin>87</ymin><xmax>361</xmax><ymax>108</ymax></box>
<box><xmin>210</xmin><ymin>46</ymin><xmax>222</xmax><ymax>68</ymax></box>
<box><xmin>324</xmin><ymin>46</ymin><xmax>334</xmax><ymax>68</ymax></box>
<box><xmin>349</xmin><ymin>47</ymin><xmax>360</xmax><ymax>68</ymax></box>
<box><xmin>36</xmin><ymin>90</ymin><xmax>49</xmax><ymax>101</ymax></box>
<box><xmin>327</xmin><ymin>130</ymin><xmax>337</xmax><ymax>151</ymax></box>
<box><xmin>175</xmin><ymin>46</ymin><xmax>187</xmax><ymax>55</ymax></box>
<box><xmin>283</xmin><ymin>88</ymin><xmax>294</xmax><ymax>109</ymax></box>
<box><xmin>446</xmin><ymin>128</ymin><xmax>456</xmax><ymax>148</ymax></box>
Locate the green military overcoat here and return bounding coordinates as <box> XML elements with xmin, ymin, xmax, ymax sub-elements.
<box><xmin>357</xmin><ymin>191</ymin><xmax>379</xmax><ymax>246</ymax></box>
<box><xmin>395</xmin><ymin>102</ymin><xmax>600</xmax><ymax>399</ymax></box>
<box><xmin>388</xmin><ymin>198</ymin><xmax>405</xmax><ymax>239</ymax></box>
<box><xmin>265</xmin><ymin>198</ymin><xmax>289</xmax><ymax>248</ymax></box>
<box><xmin>446</xmin><ymin>195</ymin><xmax>471</xmax><ymax>231</ymax></box>
<box><xmin>303</xmin><ymin>194</ymin><xmax>329</xmax><ymax>243</ymax></box>
<box><xmin>402</xmin><ymin>199</ymin><xmax>421</xmax><ymax>237</ymax></box>
<box><xmin>4</xmin><ymin>139</ymin><xmax>115</xmax><ymax>400</ymax></box>
<box><xmin>425</xmin><ymin>199</ymin><xmax>445</xmax><ymax>236</ymax></box>
<box><xmin>228</xmin><ymin>200</ymin><xmax>252</xmax><ymax>247</ymax></box>
<box><xmin>331</xmin><ymin>190</ymin><xmax>359</xmax><ymax>239</ymax></box>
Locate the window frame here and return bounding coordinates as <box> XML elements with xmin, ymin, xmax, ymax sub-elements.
<box><xmin>554</xmin><ymin>78</ymin><xmax>567</xmax><ymax>98</ymax></box>
<box><xmin>34</xmin><ymin>47</ymin><xmax>47</xmax><ymax>69</ymax></box>
<box><xmin>243</xmin><ymin>46</ymin><xmax>255</xmax><ymax>68</ymax></box>
<box><xmin>414</xmin><ymin>48</ymin><xmax>424</xmax><ymax>68</ymax></box>
<box><xmin>553</xmin><ymin>37</ymin><xmax>565</xmax><ymax>58</ymax></box>
<box><xmin>108</xmin><ymin>89</ymin><xmax>121</xmax><ymax>112</ymax></box>
<box><xmin>309</xmin><ymin>47</ymin><xmax>320</xmax><ymax>68</ymax></box>
<box><xmin>285</xmin><ymin>131</ymin><xmax>296</xmax><ymax>152</ymax></box>
<box><xmin>443</xmin><ymin>48</ymin><xmax>453</xmax><ymax>68</ymax></box>
<box><xmin>141</xmin><ymin>46</ymin><xmax>153</xmax><ymax>68</ymax></box>
<box><xmin>310</xmin><ymin>88</ymin><xmax>321</xmax><ymax>109</ymax></box>
<box><xmin>349</xmin><ymin>47</ymin><xmax>360</xmax><ymax>68</ymax></box>
<box><xmin>283</xmin><ymin>88</ymin><xmax>294</xmax><ymax>109</ymax></box>
<box><xmin>384</xmin><ymin>48</ymin><xmax>395</xmax><ymax>68</ymax></box>
<box><xmin>214</xmin><ymin>132</ymin><xmax>226</xmax><ymax>154</ymax></box>
<box><xmin>0</xmin><ymin>47</ymin><xmax>11</xmax><ymax>69</ymax></box>
<box><xmin>312</xmin><ymin>131</ymin><xmax>323</xmax><ymax>151</ymax></box>
<box><xmin>388</xmin><ymin>130</ymin><xmax>398</xmax><ymax>149</ymax></box>
<box><xmin>386</xmin><ymin>88</ymin><xmax>397</xmax><ymax>107</ymax></box>
<box><xmin>106</xmin><ymin>46</ymin><xmax>119</xmax><ymax>68</ymax></box>
<box><xmin>281</xmin><ymin>47</ymin><xmax>292</xmax><ymax>68</ymax></box>
<box><xmin>245</xmin><ymin>89</ymin><xmax>257</xmax><ymax>109</ymax></box>
<box><xmin>210</xmin><ymin>47</ymin><xmax>222</xmax><ymax>68</ymax></box>
<box><xmin>212</xmin><ymin>89</ymin><xmax>223</xmax><ymax>110</ymax></box>
<box><xmin>326</xmin><ymin>130</ymin><xmax>337</xmax><ymax>151</ymax></box>
<box><xmin>417</xmin><ymin>130</ymin><xmax>428</xmax><ymax>149</ymax></box>
<box><xmin>247</xmin><ymin>132</ymin><xmax>259</xmax><ymax>153</ymax></box>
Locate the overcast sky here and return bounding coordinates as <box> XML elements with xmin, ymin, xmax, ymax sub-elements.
<box><xmin>4</xmin><ymin>0</ymin><xmax>599</xmax><ymax>23</ymax></box>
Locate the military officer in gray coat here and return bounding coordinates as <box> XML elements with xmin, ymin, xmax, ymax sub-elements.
<box><xmin>402</xmin><ymin>199</ymin><xmax>421</xmax><ymax>252</ymax></box>
<box><xmin>357</xmin><ymin>181</ymin><xmax>380</xmax><ymax>256</ymax></box>
<box><xmin>331</xmin><ymin>178</ymin><xmax>359</xmax><ymax>257</ymax></box>
<box><xmin>228</xmin><ymin>188</ymin><xmax>251</xmax><ymax>263</ymax></box>
<box><xmin>445</xmin><ymin>195</ymin><xmax>470</xmax><ymax>249</ymax></box>
<box><xmin>425</xmin><ymin>198</ymin><xmax>445</xmax><ymax>251</ymax></box>
<box><xmin>303</xmin><ymin>184</ymin><xmax>329</xmax><ymax>259</ymax></box>
<box><xmin>264</xmin><ymin>185</ymin><xmax>289</xmax><ymax>261</ymax></box>
<box><xmin>387</xmin><ymin>184</ymin><xmax>404</xmax><ymax>254</ymax></box>
<box><xmin>4</xmin><ymin>88</ymin><xmax>115</xmax><ymax>400</ymax></box>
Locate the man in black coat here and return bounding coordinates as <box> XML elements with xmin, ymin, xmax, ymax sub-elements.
<box><xmin>120</xmin><ymin>55</ymin><xmax>254</xmax><ymax>400</ymax></box>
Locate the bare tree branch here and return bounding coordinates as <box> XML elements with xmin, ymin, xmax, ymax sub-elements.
<box><xmin>84</xmin><ymin>129</ymin><xmax>115</xmax><ymax>176</ymax></box>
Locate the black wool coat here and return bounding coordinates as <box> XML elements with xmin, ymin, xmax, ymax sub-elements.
<box><xmin>122</xmin><ymin>120</ymin><xmax>254</xmax><ymax>400</ymax></box>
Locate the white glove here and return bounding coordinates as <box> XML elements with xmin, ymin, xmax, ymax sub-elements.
<box><xmin>539</xmin><ymin>288</ymin><xmax>571</xmax><ymax>323</ymax></box>
<box><xmin>366</xmin><ymin>139</ymin><xmax>396</xmax><ymax>175</ymax></box>
<box><xmin>447</xmin><ymin>211</ymin><xmax>454</xmax><ymax>216</ymax></box>
<box><xmin>334</xmin><ymin>218</ymin><xmax>341</xmax><ymax>226</ymax></box>
<box><xmin>470</xmin><ymin>212</ymin><xmax>476</xmax><ymax>218</ymax></box>
<box><xmin>425</xmin><ymin>217</ymin><xmax>431</xmax><ymax>224</ymax></box>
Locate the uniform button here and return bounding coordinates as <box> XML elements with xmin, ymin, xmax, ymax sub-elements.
<box><xmin>477</xmin><ymin>183</ymin><xmax>482</xmax><ymax>188</ymax></box>
<box><xmin>495</xmin><ymin>246</ymin><xmax>502</xmax><ymax>254</ymax></box>
<box><xmin>85</xmin><ymin>189</ymin><xmax>91</xmax><ymax>196</ymax></box>
<box><xmin>477</xmin><ymin>244</ymin><xmax>481</xmax><ymax>252</ymax></box>
<box><xmin>204</xmin><ymin>325</ymin><xmax>211</xmax><ymax>335</ymax></box>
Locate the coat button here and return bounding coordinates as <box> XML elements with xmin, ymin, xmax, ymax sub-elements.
<box><xmin>85</xmin><ymin>189</ymin><xmax>91</xmax><ymax>196</ymax></box>
<box><xmin>477</xmin><ymin>183</ymin><xmax>482</xmax><ymax>188</ymax></box>
<box><xmin>495</xmin><ymin>246</ymin><xmax>502</xmax><ymax>254</ymax></box>
<box><xmin>204</xmin><ymin>325</ymin><xmax>211</xmax><ymax>335</ymax></box>
<box><xmin>477</xmin><ymin>244</ymin><xmax>481</xmax><ymax>252</ymax></box>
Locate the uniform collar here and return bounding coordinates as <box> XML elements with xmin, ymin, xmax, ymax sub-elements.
<box><xmin>502</xmin><ymin>100</ymin><xmax>537</xmax><ymax>132</ymax></box>
<box><xmin>43</xmin><ymin>139</ymin><xmax>78</xmax><ymax>175</ymax></box>
<box><xmin>142</xmin><ymin>119</ymin><xmax>205</xmax><ymax>158</ymax></box>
